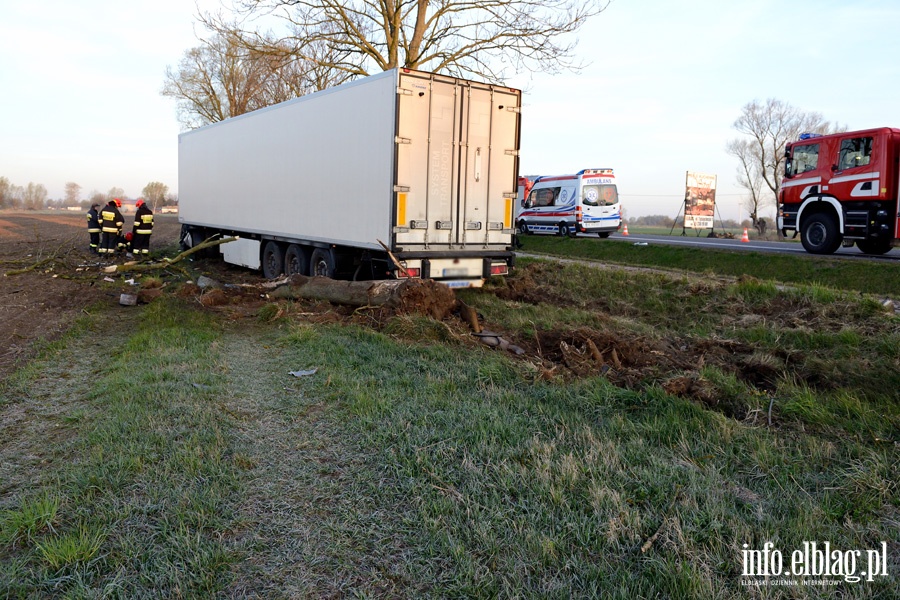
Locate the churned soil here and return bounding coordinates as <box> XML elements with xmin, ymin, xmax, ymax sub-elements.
<box><xmin>0</xmin><ymin>211</ymin><xmax>182</xmax><ymax>379</ymax></box>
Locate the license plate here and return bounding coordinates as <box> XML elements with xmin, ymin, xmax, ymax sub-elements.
<box><xmin>442</xmin><ymin>268</ymin><xmax>469</xmax><ymax>277</ymax></box>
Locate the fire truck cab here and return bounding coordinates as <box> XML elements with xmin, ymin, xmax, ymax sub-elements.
<box><xmin>515</xmin><ymin>168</ymin><xmax>622</xmax><ymax>237</ymax></box>
<box><xmin>779</xmin><ymin>127</ymin><xmax>900</xmax><ymax>255</ymax></box>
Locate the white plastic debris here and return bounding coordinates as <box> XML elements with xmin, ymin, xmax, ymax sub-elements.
<box><xmin>289</xmin><ymin>368</ymin><xmax>318</xmax><ymax>377</ymax></box>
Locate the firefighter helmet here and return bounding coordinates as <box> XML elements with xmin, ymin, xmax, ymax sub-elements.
<box><xmin>114</xmin><ymin>198</ymin><xmax>122</xmax><ymax>207</ymax></box>
<box><xmin>135</xmin><ymin>199</ymin><xmax>144</xmax><ymax>208</ymax></box>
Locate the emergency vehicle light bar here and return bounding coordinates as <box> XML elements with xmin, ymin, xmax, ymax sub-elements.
<box><xmin>578</xmin><ymin>168</ymin><xmax>614</xmax><ymax>175</ymax></box>
<box><xmin>798</xmin><ymin>133</ymin><xmax>822</xmax><ymax>140</ymax></box>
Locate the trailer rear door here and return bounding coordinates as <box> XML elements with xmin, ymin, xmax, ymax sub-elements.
<box><xmin>394</xmin><ymin>71</ymin><xmax>519</xmax><ymax>250</ymax></box>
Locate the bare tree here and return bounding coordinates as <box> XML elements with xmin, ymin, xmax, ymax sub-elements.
<box><xmin>8</xmin><ymin>184</ymin><xmax>24</xmax><ymax>210</ymax></box>
<box><xmin>211</xmin><ymin>0</ymin><xmax>608</xmax><ymax>82</ymax></box>
<box><xmin>23</xmin><ymin>183</ymin><xmax>48</xmax><ymax>211</ymax></box>
<box><xmin>725</xmin><ymin>138</ymin><xmax>767</xmax><ymax>235</ymax></box>
<box><xmin>0</xmin><ymin>177</ymin><xmax>12</xmax><ymax>209</ymax></box>
<box><xmin>727</xmin><ymin>99</ymin><xmax>841</xmax><ymax>235</ymax></box>
<box><xmin>142</xmin><ymin>182</ymin><xmax>169</xmax><ymax>212</ymax></box>
<box><xmin>64</xmin><ymin>182</ymin><xmax>82</xmax><ymax>207</ymax></box>
<box><xmin>162</xmin><ymin>25</ymin><xmax>350</xmax><ymax>129</ymax></box>
<box><xmin>108</xmin><ymin>187</ymin><xmax>125</xmax><ymax>201</ymax></box>
<box><xmin>88</xmin><ymin>190</ymin><xmax>107</xmax><ymax>207</ymax></box>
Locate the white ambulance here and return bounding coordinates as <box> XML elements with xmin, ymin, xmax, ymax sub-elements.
<box><xmin>515</xmin><ymin>168</ymin><xmax>622</xmax><ymax>237</ymax></box>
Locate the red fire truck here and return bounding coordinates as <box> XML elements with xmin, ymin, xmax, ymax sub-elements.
<box><xmin>778</xmin><ymin>127</ymin><xmax>900</xmax><ymax>255</ymax></box>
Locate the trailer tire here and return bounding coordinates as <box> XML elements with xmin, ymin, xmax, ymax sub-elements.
<box><xmin>180</xmin><ymin>225</ymin><xmax>192</xmax><ymax>251</ymax></box>
<box><xmin>284</xmin><ymin>244</ymin><xmax>310</xmax><ymax>276</ymax></box>
<box><xmin>262</xmin><ymin>241</ymin><xmax>284</xmax><ymax>279</ymax></box>
<box><xmin>188</xmin><ymin>228</ymin><xmax>217</xmax><ymax>258</ymax></box>
<box><xmin>856</xmin><ymin>239</ymin><xmax>893</xmax><ymax>255</ymax></box>
<box><xmin>800</xmin><ymin>213</ymin><xmax>841</xmax><ymax>254</ymax></box>
<box><xmin>310</xmin><ymin>248</ymin><xmax>336</xmax><ymax>278</ymax></box>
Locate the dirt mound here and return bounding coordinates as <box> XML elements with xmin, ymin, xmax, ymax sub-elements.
<box><xmin>516</xmin><ymin>325</ymin><xmax>773</xmax><ymax>413</ymax></box>
<box><xmin>491</xmin><ymin>261</ymin><xmax>573</xmax><ymax>306</ymax></box>
<box><xmin>530</xmin><ymin>327</ymin><xmax>692</xmax><ymax>384</ymax></box>
<box><xmin>394</xmin><ymin>278</ymin><xmax>457</xmax><ymax>319</ymax></box>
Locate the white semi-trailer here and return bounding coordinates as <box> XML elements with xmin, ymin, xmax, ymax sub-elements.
<box><xmin>178</xmin><ymin>68</ymin><xmax>521</xmax><ymax>287</ymax></box>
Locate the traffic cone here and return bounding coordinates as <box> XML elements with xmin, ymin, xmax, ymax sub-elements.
<box><xmin>740</xmin><ymin>228</ymin><xmax>749</xmax><ymax>243</ymax></box>
<box><xmin>622</xmin><ymin>224</ymin><xmax>629</xmax><ymax>236</ymax></box>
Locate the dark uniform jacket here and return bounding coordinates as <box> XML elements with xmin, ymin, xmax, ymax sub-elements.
<box><xmin>100</xmin><ymin>202</ymin><xmax>124</xmax><ymax>233</ymax></box>
<box><xmin>133</xmin><ymin>204</ymin><xmax>154</xmax><ymax>235</ymax></box>
<box><xmin>86</xmin><ymin>207</ymin><xmax>101</xmax><ymax>232</ymax></box>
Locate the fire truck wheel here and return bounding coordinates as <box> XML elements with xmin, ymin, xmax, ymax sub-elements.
<box><xmin>800</xmin><ymin>213</ymin><xmax>841</xmax><ymax>254</ymax></box>
<box><xmin>262</xmin><ymin>241</ymin><xmax>284</xmax><ymax>279</ymax></box>
<box><xmin>855</xmin><ymin>239</ymin><xmax>893</xmax><ymax>255</ymax></box>
<box><xmin>284</xmin><ymin>244</ymin><xmax>310</xmax><ymax>276</ymax></box>
<box><xmin>310</xmin><ymin>248</ymin><xmax>336</xmax><ymax>278</ymax></box>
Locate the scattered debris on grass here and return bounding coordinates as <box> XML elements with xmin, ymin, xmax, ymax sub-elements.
<box><xmin>288</xmin><ymin>368</ymin><xmax>318</xmax><ymax>378</ymax></box>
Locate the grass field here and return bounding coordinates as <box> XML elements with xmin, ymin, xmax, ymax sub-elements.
<box><xmin>616</xmin><ymin>224</ymin><xmax>781</xmax><ymax>239</ymax></box>
<box><xmin>0</xmin><ymin>250</ymin><xmax>898</xmax><ymax>598</ymax></box>
<box><xmin>518</xmin><ymin>234</ymin><xmax>900</xmax><ymax>297</ymax></box>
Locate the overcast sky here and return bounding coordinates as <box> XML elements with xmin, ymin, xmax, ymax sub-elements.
<box><xmin>2</xmin><ymin>0</ymin><xmax>898</xmax><ymax>220</ymax></box>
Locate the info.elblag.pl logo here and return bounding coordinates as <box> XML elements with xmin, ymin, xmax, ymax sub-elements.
<box><xmin>741</xmin><ymin>541</ymin><xmax>890</xmax><ymax>586</ymax></box>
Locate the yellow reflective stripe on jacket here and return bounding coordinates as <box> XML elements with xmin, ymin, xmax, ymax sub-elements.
<box><xmin>135</xmin><ymin>229</ymin><xmax>152</xmax><ymax>234</ymax></box>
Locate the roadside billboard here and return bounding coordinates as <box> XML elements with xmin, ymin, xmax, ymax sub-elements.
<box><xmin>684</xmin><ymin>171</ymin><xmax>716</xmax><ymax>229</ymax></box>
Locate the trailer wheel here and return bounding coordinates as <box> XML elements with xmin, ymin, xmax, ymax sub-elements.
<box><xmin>856</xmin><ymin>239</ymin><xmax>893</xmax><ymax>255</ymax></box>
<box><xmin>179</xmin><ymin>225</ymin><xmax>192</xmax><ymax>251</ymax></box>
<box><xmin>262</xmin><ymin>241</ymin><xmax>284</xmax><ymax>279</ymax></box>
<box><xmin>188</xmin><ymin>228</ymin><xmax>217</xmax><ymax>258</ymax></box>
<box><xmin>310</xmin><ymin>248</ymin><xmax>336</xmax><ymax>278</ymax></box>
<box><xmin>284</xmin><ymin>244</ymin><xmax>310</xmax><ymax>276</ymax></box>
<box><xmin>801</xmin><ymin>213</ymin><xmax>841</xmax><ymax>254</ymax></box>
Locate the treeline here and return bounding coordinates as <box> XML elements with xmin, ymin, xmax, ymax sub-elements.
<box><xmin>0</xmin><ymin>178</ymin><xmax>48</xmax><ymax>210</ymax></box>
<box><xmin>0</xmin><ymin>177</ymin><xmax>177</xmax><ymax>210</ymax></box>
<box><xmin>627</xmin><ymin>214</ymin><xmax>744</xmax><ymax>229</ymax></box>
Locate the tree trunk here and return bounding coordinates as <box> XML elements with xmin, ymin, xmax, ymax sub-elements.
<box><xmin>268</xmin><ymin>275</ymin><xmax>457</xmax><ymax>319</ymax></box>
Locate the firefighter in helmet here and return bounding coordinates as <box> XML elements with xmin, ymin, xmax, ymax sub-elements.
<box><xmin>131</xmin><ymin>199</ymin><xmax>154</xmax><ymax>257</ymax></box>
<box><xmin>99</xmin><ymin>198</ymin><xmax>124</xmax><ymax>257</ymax></box>
<box><xmin>86</xmin><ymin>203</ymin><xmax>101</xmax><ymax>253</ymax></box>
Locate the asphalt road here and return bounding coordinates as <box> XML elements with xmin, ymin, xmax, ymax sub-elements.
<box><xmin>597</xmin><ymin>232</ymin><xmax>900</xmax><ymax>261</ymax></box>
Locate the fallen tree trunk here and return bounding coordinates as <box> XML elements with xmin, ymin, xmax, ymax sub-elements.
<box><xmin>269</xmin><ymin>274</ymin><xmax>457</xmax><ymax>319</ymax></box>
<box><xmin>103</xmin><ymin>236</ymin><xmax>237</xmax><ymax>274</ymax></box>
